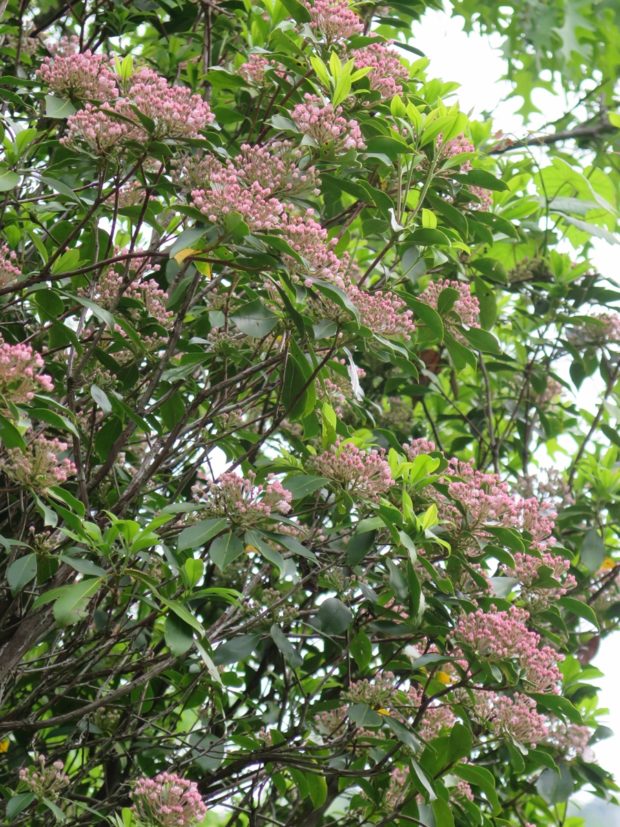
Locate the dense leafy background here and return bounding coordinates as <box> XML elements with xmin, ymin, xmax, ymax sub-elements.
<box><xmin>0</xmin><ymin>0</ymin><xmax>619</xmax><ymax>825</ymax></box>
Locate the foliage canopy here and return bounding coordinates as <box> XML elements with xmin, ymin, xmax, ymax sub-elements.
<box><xmin>0</xmin><ymin>0</ymin><xmax>619</xmax><ymax>825</ymax></box>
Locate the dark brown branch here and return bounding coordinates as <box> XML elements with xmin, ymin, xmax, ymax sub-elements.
<box><xmin>489</xmin><ymin>121</ymin><xmax>616</xmax><ymax>154</ymax></box>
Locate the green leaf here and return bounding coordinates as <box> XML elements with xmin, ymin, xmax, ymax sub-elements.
<box><xmin>7</xmin><ymin>553</ymin><xmax>37</xmax><ymax>593</ymax></box>
<box><xmin>213</xmin><ymin>634</ymin><xmax>261</xmax><ymax>665</ymax></box>
<box><xmin>53</xmin><ymin>578</ymin><xmax>103</xmax><ymax>626</ymax></box>
<box><xmin>348</xmin><ymin>703</ymin><xmax>382</xmax><ymax>727</ymax></box>
<box><xmin>531</xmin><ymin>693</ymin><xmax>582</xmax><ymax>724</ymax></box>
<box><xmin>182</xmin><ymin>558</ymin><xmax>204</xmax><ymax>589</ymax></box>
<box><xmin>464</xmin><ymin>328</ymin><xmax>501</xmax><ymax>354</ymax></box>
<box><xmin>558</xmin><ymin>596</ymin><xmax>599</xmax><ymax>629</ymax></box>
<box><xmin>6</xmin><ymin>793</ymin><xmax>36</xmax><ymax>819</ymax></box>
<box><xmin>282</xmin><ymin>348</ymin><xmax>315</xmax><ymax>421</ymax></box>
<box><xmin>536</xmin><ymin>764</ymin><xmax>573</xmax><ymax>803</ymax></box>
<box><xmin>59</xmin><ymin>555</ymin><xmax>106</xmax><ymax>577</ymax></box>
<box><xmin>232</xmin><ymin>300</ymin><xmax>279</xmax><ymax>338</ymax></box>
<box><xmin>408</xmin><ymin>298</ymin><xmax>444</xmax><ymax>340</ymax></box>
<box><xmin>159</xmin><ymin>597</ymin><xmax>205</xmax><ymax>636</ymax></box>
<box><xmin>432</xmin><ymin>799</ymin><xmax>455</xmax><ymax>827</ymax></box>
<box><xmin>305</xmin><ymin>771</ymin><xmax>328</xmax><ymax>808</ymax></box>
<box><xmin>345</xmin><ymin>529</ymin><xmax>376</xmax><ymax>565</ymax></box>
<box><xmin>459</xmin><ymin>169</ymin><xmax>508</xmax><ymax>191</ymax></box>
<box><xmin>271</xmin><ymin>623</ymin><xmax>303</xmax><ymax>667</ymax></box>
<box><xmin>209</xmin><ymin>532</ymin><xmax>245</xmax><ymax>571</ymax></box>
<box><xmin>314</xmin><ymin>597</ymin><xmax>353</xmax><ymax>635</ymax></box>
<box><xmin>244</xmin><ymin>529</ymin><xmax>285</xmax><ymax>573</ymax></box>
<box><xmin>45</xmin><ymin>94</ymin><xmax>76</xmax><ymax>118</ymax></box>
<box><xmin>454</xmin><ymin>764</ymin><xmax>500</xmax><ymax>813</ymax></box>
<box><xmin>0</xmin><ymin>168</ymin><xmax>20</xmax><ymax>191</ymax></box>
<box><xmin>580</xmin><ymin>530</ymin><xmax>605</xmax><ymax>572</ymax></box>
<box><xmin>91</xmin><ymin>384</ymin><xmax>112</xmax><ymax>414</ymax></box>
<box><xmin>350</xmin><ymin>631</ymin><xmax>372</xmax><ymax>671</ymax></box>
<box><xmin>282</xmin><ymin>474</ymin><xmax>328</xmax><ymax>499</ymax></box>
<box><xmin>0</xmin><ymin>413</ymin><xmax>26</xmax><ymax>449</ymax></box>
<box><xmin>177</xmin><ymin>517</ymin><xmax>226</xmax><ymax>551</ymax></box>
<box><xmin>385</xmin><ymin>717</ymin><xmax>421</xmax><ymax>755</ymax></box>
<box><xmin>165</xmin><ymin>613</ymin><xmax>194</xmax><ymax>656</ymax></box>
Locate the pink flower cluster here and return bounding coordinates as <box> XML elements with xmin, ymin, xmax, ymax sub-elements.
<box><xmin>353</xmin><ymin>43</ymin><xmax>409</xmax><ymax>99</ymax></box>
<box><xmin>291</xmin><ymin>94</ymin><xmax>365</xmax><ymax>151</ymax></box>
<box><xmin>536</xmin><ymin>377</ymin><xmax>563</xmax><ymax>406</ymax></box>
<box><xmin>126</xmin><ymin>68</ymin><xmax>214</xmax><ymax>139</ymax></box>
<box><xmin>192</xmin><ymin>142</ymin><xmax>319</xmax><ymax>230</ymax></box>
<box><xmin>441</xmin><ymin>133</ymin><xmax>475</xmax><ymax>167</ymax></box>
<box><xmin>0</xmin><ymin>339</ymin><xmax>54</xmax><ymax>403</ymax></box>
<box><xmin>469</xmin><ymin>185</ymin><xmax>493</xmax><ymax>211</ymax></box>
<box><xmin>19</xmin><ymin>754</ymin><xmax>69</xmax><ymax>800</ymax></box>
<box><xmin>345</xmin><ymin>671</ymin><xmax>396</xmax><ymax>707</ymax></box>
<box><xmin>313</xmin><ymin>704</ymin><xmax>349</xmax><ymax>736</ymax></box>
<box><xmin>453</xmin><ymin>606</ymin><xmax>562</xmax><ymax>692</ymax></box>
<box><xmin>190</xmin><ymin>144</ymin><xmax>414</xmax><ymax>338</ymax></box>
<box><xmin>408</xmin><ymin>685</ymin><xmax>456</xmax><ymax>740</ymax></box>
<box><xmin>282</xmin><ymin>211</ymin><xmax>348</xmax><ymax>285</ymax></box>
<box><xmin>404</xmin><ymin>442</ymin><xmax>558</xmax><ymax>552</ymax></box>
<box><xmin>505</xmin><ymin>551</ymin><xmax>576</xmax><ymax>606</ymax></box>
<box><xmin>568</xmin><ymin>312</ymin><xmax>620</xmax><ymax>346</ymax></box>
<box><xmin>1</xmin><ymin>434</ymin><xmax>77</xmax><ymax>491</ymax></box>
<box><xmin>37</xmin><ymin>36</ymin><xmax>118</xmax><ymax>101</ymax></box>
<box><xmin>385</xmin><ymin>766</ymin><xmax>409</xmax><ymax>809</ymax></box>
<box><xmin>546</xmin><ymin>720</ymin><xmax>592</xmax><ymax>759</ymax></box>
<box><xmin>197</xmin><ymin>471</ymin><xmax>292</xmax><ymax>526</ymax></box>
<box><xmin>349</xmin><ymin>284</ymin><xmax>415</xmax><ymax>337</ymax></box>
<box><xmin>403</xmin><ymin>437</ymin><xmax>437</xmax><ymax>459</ymax></box>
<box><xmin>472</xmin><ymin>691</ymin><xmax>548</xmax><ymax>745</ymax></box>
<box><xmin>239</xmin><ymin>53</ymin><xmax>271</xmax><ymax>84</ymax></box>
<box><xmin>63</xmin><ymin>65</ymin><xmax>213</xmax><ymax>153</ymax></box>
<box><xmin>419</xmin><ymin>278</ymin><xmax>480</xmax><ymax>328</ymax></box>
<box><xmin>302</xmin><ymin>0</ymin><xmax>363</xmax><ymax>41</ymax></box>
<box><xmin>316</xmin><ymin>359</ymin><xmax>366</xmax><ymax>416</ymax></box>
<box><xmin>0</xmin><ymin>244</ymin><xmax>21</xmax><ymax>286</ymax></box>
<box><xmin>131</xmin><ymin>772</ymin><xmax>207</xmax><ymax>827</ymax></box>
<box><xmin>309</xmin><ymin>440</ymin><xmax>394</xmax><ymax>501</ymax></box>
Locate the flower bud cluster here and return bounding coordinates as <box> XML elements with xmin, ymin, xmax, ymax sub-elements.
<box><xmin>240</xmin><ymin>53</ymin><xmax>271</xmax><ymax>84</ymax></box>
<box><xmin>353</xmin><ymin>43</ymin><xmax>409</xmax><ymax>99</ymax></box>
<box><xmin>349</xmin><ymin>284</ymin><xmax>415</xmax><ymax>336</ymax></box>
<box><xmin>545</xmin><ymin>720</ymin><xmax>592</xmax><ymax>759</ymax></box>
<box><xmin>0</xmin><ymin>338</ymin><xmax>54</xmax><ymax>403</ymax></box>
<box><xmin>291</xmin><ymin>94</ymin><xmax>366</xmax><ymax>151</ymax></box>
<box><xmin>316</xmin><ymin>359</ymin><xmax>366</xmax><ymax>416</ymax></box>
<box><xmin>441</xmin><ymin>133</ymin><xmax>475</xmax><ymax>165</ymax></box>
<box><xmin>37</xmin><ymin>36</ymin><xmax>118</xmax><ymax>100</ymax></box>
<box><xmin>313</xmin><ymin>704</ymin><xmax>349</xmax><ymax>736</ymax></box>
<box><xmin>419</xmin><ymin>278</ymin><xmax>480</xmax><ymax>328</ymax></box>
<box><xmin>453</xmin><ymin>606</ymin><xmax>561</xmax><ymax>692</ymax></box>
<box><xmin>0</xmin><ymin>244</ymin><xmax>21</xmax><ymax>286</ymax></box>
<box><xmin>309</xmin><ymin>440</ymin><xmax>395</xmax><ymax>500</ymax></box>
<box><xmin>385</xmin><ymin>766</ymin><xmax>409</xmax><ymax>809</ymax></box>
<box><xmin>192</xmin><ymin>142</ymin><xmax>319</xmax><ymax>230</ymax></box>
<box><xmin>472</xmin><ymin>691</ymin><xmax>548</xmax><ymax>745</ymax></box>
<box><xmin>567</xmin><ymin>312</ymin><xmax>620</xmax><ymax>347</ymax></box>
<box><xmin>302</xmin><ymin>0</ymin><xmax>364</xmax><ymax>41</ymax></box>
<box><xmin>131</xmin><ymin>772</ymin><xmax>207</xmax><ymax>827</ymax></box>
<box><xmin>19</xmin><ymin>754</ymin><xmax>69</xmax><ymax>800</ymax></box>
<box><xmin>345</xmin><ymin>671</ymin><xmax>396</xmax><ymax>707</ymax></box>
<box><xmin>1</xmin><ymin>435</ymin><xmax>77</xmax><ymax>491</ymax></box>
<box><xmin>196</xmin><ymin>471</ymin><xmax>292</xmax><ymax>526</ymax></box>
<box><xmin>60</xmin><ymin>64</ymin><xmax>213</xmax><ymax>153</ymax></box>
<box><xmin>504</xmin><ymin>551</ymin><xmax>576</xmax><ymax>606</ymax></box>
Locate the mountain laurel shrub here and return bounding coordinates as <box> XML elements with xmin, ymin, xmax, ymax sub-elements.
<box><xmin>0</xmin><ymin>0</ymin><xmax>618</xmax><ymax>825</ymax></box>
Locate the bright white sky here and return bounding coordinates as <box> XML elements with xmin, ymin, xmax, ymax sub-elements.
<box><xmin>411</xmin><ymin>4</ymin><xmax>620</xmax><ymax>787</ymax></box>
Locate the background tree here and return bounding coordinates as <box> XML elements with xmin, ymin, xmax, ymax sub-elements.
<box><xmin>0</xmin><ymin>0</ymin><xmax>618</xmax><ymax>825</ymax></box>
